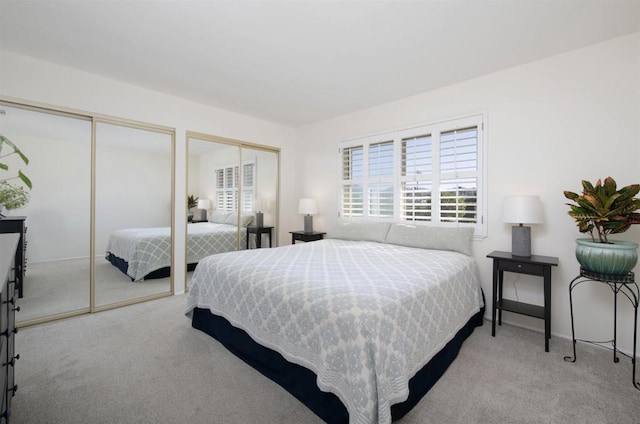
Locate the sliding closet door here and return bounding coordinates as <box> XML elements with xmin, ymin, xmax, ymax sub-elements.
<box><xmin>185</xmin><ymin>134</ymin><xmax>240</xmax><ymax>288</ymax></box>
<box><xmin>241</xmin><ymin>146</ymin><xmax>279</xmax><ymax>247</ymax></box>
<box><xmin>94</xmin><ymin>121</ymin><xmax>173</xmax><ymax>309</ymax></box>
<box><xmin>0</xmin><ymin>104</ymin><xmax>92</xmax><ymax>325</ymax></box>
<box><xmin>185</xmin><ymin>133</ymin><xmax>280</xmax><ymax>290</ymax></box>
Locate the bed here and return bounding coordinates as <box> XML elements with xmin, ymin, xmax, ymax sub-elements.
<box><xmin>106</xmin><ymin>213</ymin><xmax>253</xmax><ymax>281</ymax></box>
<box><xmin>186</xmin><ymin>222</ymin><xmax>484</xmax><ymax>424</ymax></box>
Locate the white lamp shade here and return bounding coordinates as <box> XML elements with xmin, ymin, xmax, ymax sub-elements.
<box><xmin>253</xmin><ymin>198</ymin><xmax>264</xmax><ymax>212</ymax></box>
<box><xmin>298</xmin><ymin>198</ymin><xmax>318</xmax><ymax>215</ymax></box>
<box><xmin>502</xmin><ymin>195</ymin><xmax>544</xmax><ymax>224</ymax></box>
<box><xmin>197</xmin><ymin>199</ymin><xmax>211</xmax><ymax>210</ymax></box>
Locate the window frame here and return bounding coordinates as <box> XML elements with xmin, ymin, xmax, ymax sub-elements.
<box><xmin>338</xmin><ymin>113</ymin><xmax>487</xmax><ymax>239</ymax></box>
<box><xmin>214</xmin><ymin>159</ymin><xmax>256</xmax><ymax>213</ymax></box>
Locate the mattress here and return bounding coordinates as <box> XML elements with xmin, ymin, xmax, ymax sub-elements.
<box><xmin>186</xmin><ymin>238</ymin><xmax>483</xmax><ymax>424</ymax></box>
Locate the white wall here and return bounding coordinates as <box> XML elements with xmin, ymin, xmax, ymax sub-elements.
<box><xmin>19</xmin><ymin>133</ymin><xmax>91</xmax><ymax>262</ymax></box>
<box><xmin>2</xmin><ymin>32</ymin><xmax>639</xmax><ymax>353</ymax></box>
<box><xmin>95</xmin><ymin>144</ymin><xmax>172</xmax><ymax>253</ymax></box>
<box><xmin>1</xmin><ymin>50</ymin><xmax>297</xmax><ymax>293</ymax></box>
<box><xmin>295</xmin><ymin>33</ymin><xmax>640</xmax><ymax>353</ymax></box>
<box><xmin>187</xmin><ymin>153</ymin><xmax>200</xmax><ymax>200</ymax></box>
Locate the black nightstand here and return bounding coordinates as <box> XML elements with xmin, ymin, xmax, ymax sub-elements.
<box><xmin>290</xmin><ymin>231</ymin><xmax>326</xmax><ymax>244</ymax></box>
<box><xmin>246</xmin><ymin>226</ymin><xmax>273</xmax><ymax>249</ymax></box>
<box><xmin>487</xmin><ymin>250</ymin><xmax>559</xmax><ymax>352</ymax></box>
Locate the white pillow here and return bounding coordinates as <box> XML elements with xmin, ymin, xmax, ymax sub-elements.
<box><xmin>241</xmin><ymin>215</ymin><xmax>254</xmax><ymax>226</ymax></box>
<box><xmin>328</xmin><ymin>222</ymin><xmax>391</xmax><ymax>243</ymax></box>
<box><xmin>224</xmin><ymin>213</ymin><xmax>254</xmax><ymax>227</ymax></box>
<box><xmin>385</xmin><ymin>224</ymin><xmax>474</xmax><ymax>256</ymax></box>
<box><xmin>224</xmin><ymin>213</ymin><xmax>239</xmax><ymax>226</ymax></box>
<box><xmin>208</xmin><ymin>211</ymin><xmax>230</xmax><ymax>224</ymax></box>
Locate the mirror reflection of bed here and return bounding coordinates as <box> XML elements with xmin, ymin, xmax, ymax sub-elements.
<box><xmin>1</xmin><ymin>102</ymin><xmax>175</xmax><ymax>324</ymax></box>
<box><xmin>94</xmin><ymin>121</ymin><xmax>173</xmax><ymax>308</ymax></box>
<box><xmin>185</xmin><ymin>133</ymin><xmax>279</xmax><ymax>290</ymax></box>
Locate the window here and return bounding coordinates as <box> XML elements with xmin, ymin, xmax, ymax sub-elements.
<box><xmin>215</xmin><ymin>161</ymin><xmax>256</xmax><ymax>213</ymax></box>
<box><xmin>339</xmin><ymin>114</ymin><xmax>486</xmax><ymax>237</ymax></box>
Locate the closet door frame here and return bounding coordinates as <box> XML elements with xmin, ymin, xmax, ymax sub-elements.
<box><xmin>92</xmin><ymin>116</ymin><xmax>175</xmax><ymax>312</ymax></box>
<box><xmin>1</xmin><ymin>96</ymin><xmax>176</xmax><ymax>326</ymax></box>
<box><xmin>185</xmin><ymin>131</ymin><xmax>280</xmax><ymax>292</ymax></box>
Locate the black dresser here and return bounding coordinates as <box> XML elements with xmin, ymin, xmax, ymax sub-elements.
<box><xmin>0</xmin><ymin>233</ymin><xmax>20</xmax><ymax>422</ymax></box>
<box><xmin>0</xmin><ymin>217</ymin><xmax>26</xmax><ymax>298</ymax></box>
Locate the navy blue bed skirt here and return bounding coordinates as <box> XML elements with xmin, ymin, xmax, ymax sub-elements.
<box><xmin>106</xmin><ymin>253</ymin><xmax>197</xmax><ymax>281</ymax></box>
<box><xmin>191</xmin><ymin>300</ymin><xmax>484</xmax><ymax>423</ymax></box>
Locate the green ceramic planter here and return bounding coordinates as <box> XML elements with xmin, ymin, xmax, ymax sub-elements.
<box><xmin>575</xmin><ymin>238</ymin><xmax>638</xmax><ymax>275</ymax></box>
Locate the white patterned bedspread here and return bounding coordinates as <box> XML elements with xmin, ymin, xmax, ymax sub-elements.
<box><xmin>106</xmin><ymin>223</ymin><xmax>245</xmax><ymax>281</ymax></box>
<box><xmin>185</xmin><ymin>239</ymin><xmax>483</xmax><ymax>424</ymax></box>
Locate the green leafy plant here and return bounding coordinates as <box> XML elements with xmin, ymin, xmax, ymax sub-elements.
<box><xmin>187</xmin><ymin>194</ymin><xmax>199</xmax><ymax>209</ymax></box>
<box><xmin>564</xmin><ymin>176</ymin><xmax>640</xmax><ymax>243</ymax></box>
<box><xmin>0</xmin><ymin>134</ymin><xmax>32</xmax><ymax>189</ymax></box>
<box><xmin>0</xmin><ymin>134</ymin><xmax>32</xmax><ymax>214</ymax></box>
<box><xmin>0</xmin><ymin>181</ymin><xmax>29</xmax><ymax>210</ymax></box>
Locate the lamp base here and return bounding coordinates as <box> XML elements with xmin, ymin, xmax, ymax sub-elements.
<box><xmin>303</xmin><ymin>215</ymin><xmax>313</xmax><ymax>234</ymax></box>
<box><xmin>255</xmin><ymin>212</ymin><xmax>264</xmax><ymax>228</ymax></box>
<box><xmin>512</xmin><ymin>225</ymin><xmax>531</xmax><ymax>257</ymax></box>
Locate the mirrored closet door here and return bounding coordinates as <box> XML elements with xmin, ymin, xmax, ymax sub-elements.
<box><xmin>185</xmin><ymin>132</ymin><xmax>279</xmax><ymax>290</ymax></box>
<box><xmin>2</xmin><ymin>98</ymin><xmax>175</xmax><ymax>326</ymax></box>
<box><xmin>94</xmin><ymin>120</ymin><xmax>174</xmax><ymax>309</ymax></box>
<box><xmin>0</xmin><ymin>103</ymin><xmax>92</xmax><ymax>324</ymax></box>
<box><xmin>242</xmin><ymin>146</ymin><xmax>278</xmax><ymax>248</ymax></box>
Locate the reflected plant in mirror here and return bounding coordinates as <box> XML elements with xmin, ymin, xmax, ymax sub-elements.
<box><xmin>187</xmin><ymin>194</ymin><xmax>198</xmax><ymax>222</ymax></box>
<box><xmin>0</xmin><ymin>134</ymin><xmax>32</xmax><ymax>216</ymax></box>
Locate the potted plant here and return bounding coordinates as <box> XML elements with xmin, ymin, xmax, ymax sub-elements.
<box><xmin>0</xmin><ymin>134</ymin><xmax>32</xmax><ymax>217</ymax></box>
<box><xmin>564</xmin><ymin>177</ymin><xmax>640</xmax><ymax>275</ymax></box>
<box><xmin>187</xmin><ymin>194</ymin><xmax>198</xmax><ymax>222</ymax></box>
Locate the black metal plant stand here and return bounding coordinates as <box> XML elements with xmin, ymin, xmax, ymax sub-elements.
<box><xmin>564</xmin><ymin>268</ymin><xmax>639</xmax><ymax>391</ymax></box>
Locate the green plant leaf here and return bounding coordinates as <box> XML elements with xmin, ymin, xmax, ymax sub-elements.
<box><xmin>603</xmin><ymin>192</ymin><xmax>621</xmax><ymax>210</ymax></box>
<box><xmin>564</xmin><ymin>191</ymin><xmax>579</xmax><ymax>200</ymax></box>
<box><xmin>18</xmin><ymin>170</ymin><xmax>32</xmax><ymax>189</ymax></box>
<box><xmin>603</xmin><ymin>176</ymin><xmax>617</xmax><ymax>195</ymax></box>
<box><xmin>582</xmin><ymin>180</ymin><xmax>595</xmax><ymax>192</ymax></box>
<box><xmin>14</xmin><ymin>148</ymin><xmax>29</xmax><ymax>165</ymax></box>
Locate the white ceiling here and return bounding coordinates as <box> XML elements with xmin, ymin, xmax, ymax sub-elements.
<box><xmin>1</xmin><ymin>0</ymin><xmax>639</xmax><ymax>127</ymax></box>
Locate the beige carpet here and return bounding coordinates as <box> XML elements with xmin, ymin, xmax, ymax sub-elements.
<box><xmin>11</xmin><ymin>294</ymin><xmax>640</xmax><ymax>423</ymax></box>
<box><xmin>17</xmin><ymin>257</ymin><xmax>171</xmax><ymax>323</ymax></box>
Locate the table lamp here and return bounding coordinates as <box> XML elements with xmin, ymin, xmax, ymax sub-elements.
<box><xmin>197</xmin><ymin>198</ymin><xmax>211</xmax><ymax>222</ymax></box>
<box><xmin>502</xmin><ymin>195</ymin><xmax>544</xmax><ymax>257</ymax></box>
<box><xmin>298</xmin><ymin>198</ymin><xmax>318</xmax><ymax>234</ymax></box>
<box><xmin>254</xmin><ymin>198</ymin><xmax>264</xmax><ymax>227</ymax></box>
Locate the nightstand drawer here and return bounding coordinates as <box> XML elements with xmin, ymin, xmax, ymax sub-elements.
<box><xmin>499</xmin><ymin>260</ymin><xmax>543</xmax><ymax>275</ymax></box>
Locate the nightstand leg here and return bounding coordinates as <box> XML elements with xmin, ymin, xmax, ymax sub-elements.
<box><xmin>498</xmin><ymin>270</ymin><xmax>504</xmax><ymax>326</ymax></box>
<box><xmin>544</xmin><ymin>267</ymin><xmax>551</xmax><ymax>352</ymax></box>
<box><xmin>492</xmin><ymin>260</ymin><xmax>498</xmax><ymax>337</ymax></box>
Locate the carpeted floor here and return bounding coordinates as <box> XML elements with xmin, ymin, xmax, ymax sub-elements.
<box><xmin>12</xmin><ymin>294</ymin><xmax>640</xmax><ymax>423</ymax></box>
<box><xmin>17</xmin><ymin>258</ymin><xmax>171</xmax><ymax>323</ymax></box>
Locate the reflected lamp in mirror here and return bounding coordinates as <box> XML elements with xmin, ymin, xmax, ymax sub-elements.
<box><xmin>299</xmin><ymin>198</ymin><xmax>318</xmax><ymax>234</ymax></box>
<box><xmin>197</xmin><ymin>199</ymin><xmax>211</xmax><ymax>222</ymax></box>
<box><xmin>254</xmin><ymin>198</ymin><xmax>265</xmax><ymax>227</ymax></box>
<box><xmin>502</xmin><ymin>195</ymin><xmax>544</xmax><ymax>257</ymax></box>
